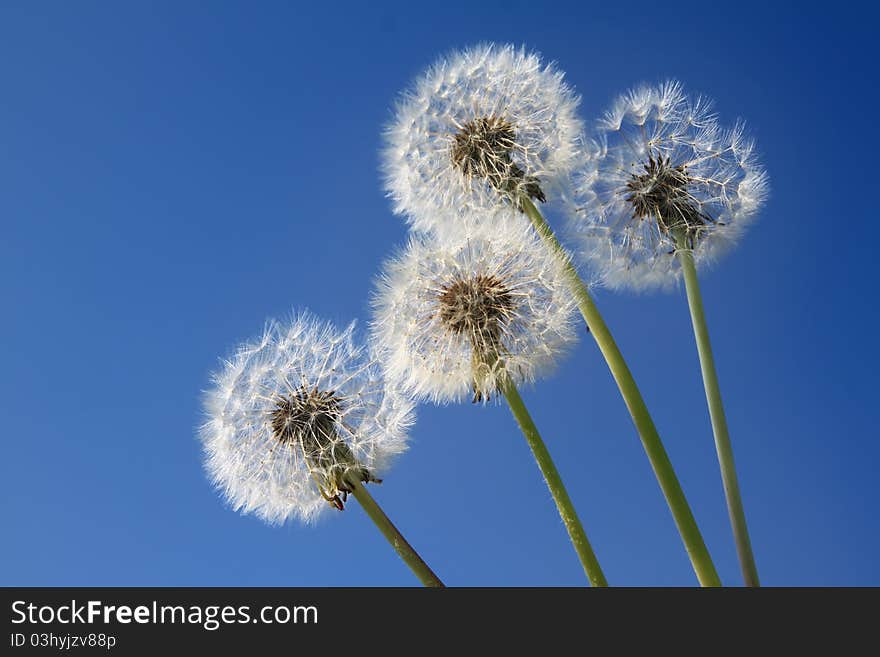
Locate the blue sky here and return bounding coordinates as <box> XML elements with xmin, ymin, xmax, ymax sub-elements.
<box><xmin>1</xmin><ymin>1</ymin><xmax>876</xmax><ymax>586</ymax></box>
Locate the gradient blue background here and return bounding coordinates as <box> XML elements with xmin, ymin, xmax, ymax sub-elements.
<box><xmin>1</xmin><ymin>1</ymin><xmax>876</xmax><ymax>586</ymax></box>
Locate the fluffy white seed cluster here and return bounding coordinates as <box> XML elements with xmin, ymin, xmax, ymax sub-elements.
<box><xmin>371</xmin><ymin>210</ymin><xmax>578</xmax><ymax>404</ymax></box>
<box><xmin>200</xmin><ymin>312</ymin><xmax>413</xmax><ymax>525</ymax></box>
<box><xmin>383</xmin><ymin>43</ymin><xmax>583</xmax><ymax>231</ymax></box>
<box><xmin>571</xmin><ymin>80</ymin><xmax>768</xmax><ymax>291</ymax></box>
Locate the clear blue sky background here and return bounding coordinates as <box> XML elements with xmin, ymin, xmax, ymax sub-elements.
<box><xmin>2</xmin><ymin>1</ymin><xmax>876</xmax><ymax>586</ymax></box>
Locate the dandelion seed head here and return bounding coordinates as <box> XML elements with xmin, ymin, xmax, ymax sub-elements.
<box><xmin>383</xmin><ymin>43</ymin><xmax>583</xmax><ymax>230</ymax></box>
<box><xmin>371</xmin><ymin>209</ymin><xmax>578</xmax><ymax>403</ymax></box>
<box><xmin>200</xmin><ymin>312</ymin><xmax>413</xmax><ymax>524</ymax></box>
<box><xmin>571</xmin><ymin>80</ymin><xmax>769</xmax><ymax>291</ymax></box>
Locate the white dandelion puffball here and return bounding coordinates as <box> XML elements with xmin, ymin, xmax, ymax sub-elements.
<box><xmin>371</xmin><ymin>209</ymin><xmax>578</xmax><ymax>404</ymax></box>
<box><xmin>383</xmin><ymin>43</ymin><xmax>583</xmax><ymax>230</ymax></box>
<box><xmin>572</xmin><ymin>80</ymin><xmax>769</xmax><ymax>291</ymax></box>
<box><xmin>200</xmin><ymin>312</ymin><xmax>413</xmax><ymax>525</ymax></box>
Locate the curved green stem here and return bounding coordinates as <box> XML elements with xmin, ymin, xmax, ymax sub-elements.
<box><xmin>348</xmin><ymin>477</ymin><xmax>445</xmax><ymax>587</ymax></box>
<box><xmin>501</xmin><ymin>376</ymin><xmax>608</xmax><ymax>587</ymax></box>
<box><xmin>521</xmin><ymin>198</ymin><xmax>721</xmax><ymax>587</ymax></box>
<box><xmin>674</xmin><ymin>233</ymin><xmax>760</xmax><ymax>587</ymax></box>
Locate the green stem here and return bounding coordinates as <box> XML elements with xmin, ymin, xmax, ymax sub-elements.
<box><xmin>674</xmin><ymin>232</ymin><xmax>760</xmax><ymax>587</ymax></box>
<box><xmin>500</xmin><ymin>376</ymin><xmax>608</xmax><ymax>587</ymax></box>
<box><xmin>521</xmin><ymin>198</ymin><xmax>721</xmax><ymax>587</ymax></box>
<box><xmin>348</xmin><ymin>477</ymin><xmax>445</xmax><ymax>587</ymax></box>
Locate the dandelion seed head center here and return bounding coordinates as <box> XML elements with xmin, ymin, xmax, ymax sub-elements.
<box><xmin>438</xmin><ymin>274</ymin><xmax>515</xmax><ymax>342</ymax></box>
<box><xmin>450</xmin><ymin>115</ymin><xmax>546</xmax><ymax>204</ymax></box>
<box><xmin>270</xmin><ymin>386</ymin><xmax>375</xmax><ymax>510</ymax></box>
<box><xmin>625</xmin><ymin>152</ymin><xmax>709</xmax><ymax>234</ymax></box>
<box><xmin>451</xmin><ymin>116</ymin><xmax>517</xmax><ymax>175</ymax></box>
<box><xmin>270</xmin><ymin>387</ymin><xmax>342</xmax><ymax>450</ymax></box>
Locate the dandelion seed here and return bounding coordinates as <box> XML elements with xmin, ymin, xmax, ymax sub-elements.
<box><xmin>371</xmin><ymin>209</ymin><xmax>577</xmax><ymax>403</ymax></box>
<box><xmin>382</xmin><ymin>43</ymin><xmax>583</xmax><ymax>231</ymax></box>
<box><xmin>200</xmin><ymin>312</ymin><xmax>412</xmax><ymax>524</ymax></box>
<box><xmin>572</xmin><ymin>81</ymin><xmax>769</xmax><ymax>291</ymax></box>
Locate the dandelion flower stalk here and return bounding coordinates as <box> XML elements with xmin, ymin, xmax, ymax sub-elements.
<box><xmin>201</xmin><ymin>312</ymin><xmax>443</xmax><ymax>587</ymax></box>
<box><xmin>674</xmin><ymin>230</ymin><xmax>759</xmax><ymax>586</ymax></box>
<box><xmin>372</xmin><ymin>215</ymin><xmax>607</xmax><ymax>585</ymax></box>
<box><xmin>347</xmin><ymin>476</ymin><xmax>444</xmax><ymax>587</ymax></box>
<box><xmin>501</xmin><ymin>374</ymin><xmax>607</xmax><ymax>586</ymax></box>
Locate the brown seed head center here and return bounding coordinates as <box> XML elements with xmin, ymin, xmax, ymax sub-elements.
<box><xmin>625</xmin><ymin>152</ymin><xmax>712</xmax><ymax>238</ymax></box>
<box><xmin>438</xmin><ymin>274</ymin><xmax>516</xmax><ymax>403</ymax></box>
<box><xmin>270</xmin><ymin>387</ymin><xmax>341</xmax><ymax>447</ymax></box>
<box><xmin>451</xmin><ymin>115</ymin><xmax>546</xmax><ymax>206</ymax></box>
<box><xmin>270</xmin><ymin>387</ymin><xmax>376</xmax><ymax>511</ymax></box>
<box><xmin>439</xmin><ymin>274</ymin><xmax>515</xmax><ymax>344</ymax></box>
